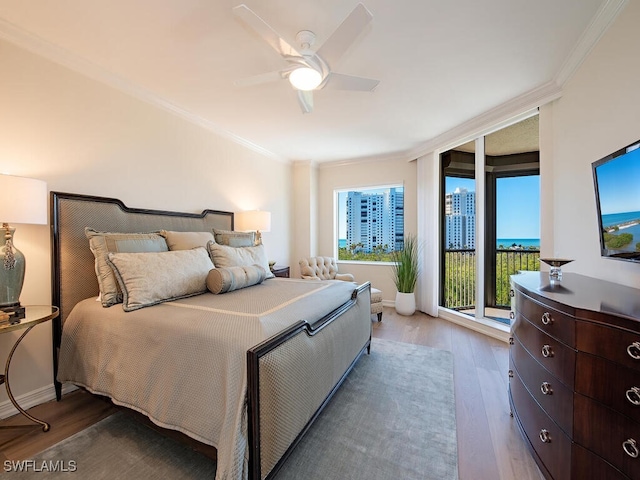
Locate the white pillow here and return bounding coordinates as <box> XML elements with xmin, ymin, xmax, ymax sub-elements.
<box><xmin>107</xmin><ymin>247</ymin><xmax>214</xmax><ymax>311</ymax></box>
<box><xmin>206</xmin><ymin>241</ymin><xmax>274</xmax><ymax>279</ymax></box>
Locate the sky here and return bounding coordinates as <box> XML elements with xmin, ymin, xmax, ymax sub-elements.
<box><xmin>594</xmin><ymin>146</ymin><xmax>640</xmax><ymax>215</ymax></box>
<box><xmin>445</xmin><ymin>175</ymin><xmax>540</xmax><ymax>239</ymax></box>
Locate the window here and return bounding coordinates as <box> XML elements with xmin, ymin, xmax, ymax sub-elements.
<box><xmin>336</xmin><ymin>185</ymin><xmax>404</xmax><ymax>262</ymax></box>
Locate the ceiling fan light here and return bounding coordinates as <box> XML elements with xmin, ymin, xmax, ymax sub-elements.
<box><xmin>289</xmin><ymin>67</ymin><xmax>322</xmax><ymax>91</ymax></box>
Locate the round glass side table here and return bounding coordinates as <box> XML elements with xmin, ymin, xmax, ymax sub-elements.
<box><xmin>1</xmin><ymin>305</ymin><xmax>59</xmax><ymax>432</ymax></box>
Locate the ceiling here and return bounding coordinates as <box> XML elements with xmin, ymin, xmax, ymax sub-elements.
<box><xmin>0</xmin><ymin>0</ymin><xmax>618</xmax><ymax>163</ymax></box>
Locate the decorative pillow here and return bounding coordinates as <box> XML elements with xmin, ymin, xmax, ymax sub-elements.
<box><xmin>85</xmin><ymin>228</ymin><xmax>168</xmax><ymax>307</ymax></box>
<box><xmin>160</xmin><ymin>230</ymin><xmax>215</xmax><ymax>251</ymax></box>
<box><xmin>207</xmin><ymin>241</ymin><xmax>274</xmax><ymax>278</ymax></box>
<box><xmin>213</xmin><ymin>228</ymin><xmax>256</xmax><ymax>247</ymax></box>
<box><xmin>206</xmin><ymin>264</ymin><xmax>267</xmax><ymax>294</ymax></box>
<box><xmin>106</xmin><ymin>247</ymin><xmax>213</xmax><ymax>312</ymax></box>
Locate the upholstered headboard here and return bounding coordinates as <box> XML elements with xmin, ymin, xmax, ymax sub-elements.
<box><xmin>50</xmin><ymin>192</ymin><xmax>233</xmax><ymax>398</ymax></box>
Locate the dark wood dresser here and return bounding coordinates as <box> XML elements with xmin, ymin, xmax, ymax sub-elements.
<box><xmin>509</xmin><ymin>271</ymin><xmax>640</xmax><ymax>480</ymax></box>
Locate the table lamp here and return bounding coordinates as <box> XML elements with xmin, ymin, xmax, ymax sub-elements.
<box><xmin>235</xmin><ymin>210</ymin><xmax>271</xmax><ymax>245</ymax></box>
<box><xmin>0</xmin><ymin>174</ymin><xmax>47</xmax><ymax>319</ymax></box>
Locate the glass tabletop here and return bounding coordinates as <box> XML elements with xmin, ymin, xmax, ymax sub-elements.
<box><xmin>0</xmin><ymin>305</ymin><xmax>59</xmax><ymax>334</ymax></box>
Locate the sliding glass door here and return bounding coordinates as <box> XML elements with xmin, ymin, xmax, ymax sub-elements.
<box><xmin>440</xmin><ymin>116</ymin><xmax>540</xmax><ymax>325</ymax></box>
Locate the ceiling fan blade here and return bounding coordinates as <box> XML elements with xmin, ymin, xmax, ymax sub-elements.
<box><xmin>297</xmin><ymin>90</ymin><xmax>314</xmax><ymax>114</ymax></box>
<box><xmin>325</xmin><ymin>72</ymin><xmax>379</xmax><ymax>92</ymax></box>
<box><xmin>234</xmin><ymin>70</ymin><xmax>284</xmax><ymax>87</ymax></box>
<box><xmin>316</xmin><ymin>3</ymin><xmax>373</xmax><ymax>67</ymax></box>
<box><xmin>233</xmin><ymin>4</ymin><xmax>302</xmax><ymax>58</ymax></box>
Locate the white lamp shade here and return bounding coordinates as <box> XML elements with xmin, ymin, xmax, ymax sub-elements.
<box><xmin>235</xmin><ymin>210</ymin><xmax>271</xmax><ymax>232</ymax></box>
<box><xmin>0</xmin><ymin>174</ymin><xmax>48</xmax><ymax>225</ymax></box>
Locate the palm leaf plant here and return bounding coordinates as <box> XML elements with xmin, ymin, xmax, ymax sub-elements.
<box><xmin>391</xmin><ymin>234</ymin><xmax>419</xmax><ymax>293</ymax></box>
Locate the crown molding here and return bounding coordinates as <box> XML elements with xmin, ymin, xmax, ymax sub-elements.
<box><xmin>0</xmin><ymin>18</ymin><xmax>288</xmax><ymax>164</ymax></box>
<box><xmin>318</xmin><ymin>150</ymin><xmax>413</xmax><ymax>169</ymax></box>
<box><xmin>555</xmin><ymin>0</ymin><xmax>628</xmax><ymax>86</ymax></box>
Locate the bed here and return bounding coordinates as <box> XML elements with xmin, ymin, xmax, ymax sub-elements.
<box><xmin>50</xmin><ymin>192</ymin><xmax>372</xmax><ymax>480</ymax></box>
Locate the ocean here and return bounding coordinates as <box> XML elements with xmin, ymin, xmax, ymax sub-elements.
<box><xmin>601</xmin><ymin>210</ymin><xmax>640</xmax><ymax>228</ymax></box>
<box><xmin>496</xmin><ymin>238</ymin><xmax>540</xmax><ymax>249</ymax></box>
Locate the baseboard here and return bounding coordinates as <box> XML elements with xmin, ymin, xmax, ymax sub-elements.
<box><xmin>0</xmin><ymin>383</ymin><xmax>77</xmax><ymax>420</ymax></box>
<box><xmin>438</xmin><ymin>308</ymin><xmax>510</xmax><ymax>343</ymax></box>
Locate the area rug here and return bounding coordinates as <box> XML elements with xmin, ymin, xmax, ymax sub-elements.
<box><xmin>7</xmin><ymin>338</ymin><xmax>457</xmax><ymax>480</ymax></box>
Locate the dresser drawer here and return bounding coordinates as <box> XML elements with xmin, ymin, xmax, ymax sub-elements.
<box><xmin>516</xmin><ymin>291</ymin><xmax>575</xmax><ymax>347</ymax></box>
<box><xmin>574</xmin><ymin>393</ymin><xmax>640</xmax><ymax>480</ymax></box>
<box><xmin>511</xmin><ymin>337</ymin><xmax>573</xmax><ymax>436</ymax></box>
<box><xmin>577</xmin><ymin>321</ymin><xmax>640</xmax><ymax>373</ymax></box>
<box><xmin>576</xmin><ymin>352</ymin><xmax>640</xmax><ymax>424</ymax></box>
<box><xmin>572</xmin><ymin>443</ymin><xmax>631</xmax><ymax>480</ymax></box>
<box><xmin>513</xmin><ymin>313</ymin><xmax>576</xmax><ymax>388</ymax></box>
<box><xmin>510</xmin><ymin>367</ymin><xmax>572</xmax><ymax>480</ymax></box>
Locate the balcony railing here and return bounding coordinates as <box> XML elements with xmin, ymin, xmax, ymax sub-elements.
<box><xmin>444</xmin><ymin>248</ymin><xmax>540</xmax><ymax>310</ymax></box>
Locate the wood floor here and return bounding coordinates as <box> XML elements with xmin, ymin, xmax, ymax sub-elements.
<box><xmin>0</xmin><ymin>308</ymin><xmax>543</xmax><ymax>480</ymax></box>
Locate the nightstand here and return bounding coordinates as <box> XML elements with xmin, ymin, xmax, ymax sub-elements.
<box><xmin>271</xmin><ymin>266</ymin><xmax>290</xmax><ymax>278</ymax></box>
<box><xmin>1</xmin><ymin>305</ymin><xmax>59</xmax><ymax>432</ymax></box>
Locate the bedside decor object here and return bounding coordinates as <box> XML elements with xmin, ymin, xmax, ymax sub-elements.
<box><xmin>539</xmin><ymin>258</ymin><xmax>573</xmax><ymax>281</ymax></box>
<box><xmin>0</xmin><ymin>175</ymin><xmax>47</xmax><ymax>319</ymax></box>
<box><xmin>235</xmin><ymin>210</ymin><xmax>271</xmax><ymax>245</ymax></box>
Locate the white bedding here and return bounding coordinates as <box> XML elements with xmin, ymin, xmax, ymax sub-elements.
<box><xmin>57</xmin><ymin>278</ymin><xmax>357</xmax><ymax>480</ymax></box>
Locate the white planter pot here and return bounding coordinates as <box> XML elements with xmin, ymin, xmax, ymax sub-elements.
<box><xmin>395</xmin><ymin>292</ymin><xmax>416</xmax><ymax>316</ymax></box>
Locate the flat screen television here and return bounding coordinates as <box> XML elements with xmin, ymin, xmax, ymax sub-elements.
<box><xmin>592</xmin><ymin>139</ymin><xmax>640</xmax><ymax>263</ymax></box>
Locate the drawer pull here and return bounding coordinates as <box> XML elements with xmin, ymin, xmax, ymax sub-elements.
<box><xmin>509</xmin><ymin>289</ymin><xmax>515</xmax><ymax>298</ymax></box>
<box><xmin>623</xmin><ymin>438</ymin><xmax>639</xmax><ymax>458</ymax></box>
<box><xmin>509</xmin><ymin>337</ymin><xmax>514</xmax><ymax>345</ymax></box>
<box><xmin>509</xmin><ymin>311</ymin><xmax>515</xmax><ymax>320</ymax></box>
<box><xmin>508</xmin><ymin>369</ymin><xmax>514</xmax><ymax>378</ymax></box>
<box><xmin>626</xmin><ymin>387</ymin><xmax>640</xmax><ymax>406</ymax></box>
<box><xmin>541</xmin><ymin>344</ymin><xmax>553</xmax><ymax>358</ymax></box>
<box><xmin>541</xmin><ymin>382</ymin><xmax>553</xmax><ymax>395</ymax></box>
<box><xmin>539</xmin><ymin>429</ymin><xmax>551</xmax><ymax>443</ymax></box>
<box><xmin>628</xmin><ymin>342</ymin><xmax>640</xmax><ymax>360</ymax></box>
<box><xmin>541</xmin><ymin>312</ymin><xmax>552</xmax><ymax>325</ymax></box>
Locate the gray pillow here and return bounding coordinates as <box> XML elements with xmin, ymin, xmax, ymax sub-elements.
<box><xmin>206</xmin><ymin>264</ymin><xmax>267</xmax><ymax>294</ymax></box>
<box><xmin>213</xmin><ymin>228</ymin><xmax>256</xmax><ymax>247</ymax></box>
<box><xmin>206</xmin><ymin>241</ymin><xmax>274</xmax><ymax>278</ymax></box>
<box><xmin>107</xmin><ymin>247</ymin><xmax>213</xmax><ymax>311</ymax></box>
<box><xmin>160</xmin><ymin>230</ymin><xmax>215</xmax><ymax>251</ymax></box>
<box><xmin>85</xmin><ymin>228</ymin><xmax>168</xmax><ymax>307</ymax></box>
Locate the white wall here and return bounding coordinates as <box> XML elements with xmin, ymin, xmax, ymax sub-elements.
<box><xmin>0</xmin><ymin>38</ymin><xmax>291</xmax><ymax>415</ymax></box>
<box><xmin>540</xmin><ymin>0</ymin><xmax>640</xmax><ymax>288</ymax></box>
<box><xmin>317</xmin><ymin>158</ymin><xmax>417</xmax><ymax>301</ymax></box>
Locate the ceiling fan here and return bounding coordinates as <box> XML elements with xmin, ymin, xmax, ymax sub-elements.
<box><xmin>233</xmin><ymin>3</ymin><xmax>379</xmax><ymax>114</ymax></box>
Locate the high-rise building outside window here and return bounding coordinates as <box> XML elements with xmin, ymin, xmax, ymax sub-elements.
<box><xmin>336</xmin><ymin>185</ymin><xmax>404</xmax><ymax>262</ymax></box>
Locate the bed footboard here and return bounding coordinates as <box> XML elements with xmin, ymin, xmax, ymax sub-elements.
<box><xmin>247</xmin><ymin>282</ymin><xmax>372</xmax><ymax>480</ymax></box>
